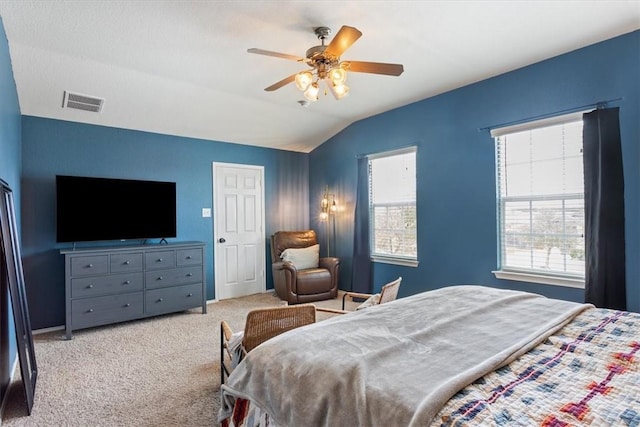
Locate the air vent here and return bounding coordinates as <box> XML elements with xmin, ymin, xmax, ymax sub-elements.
<box><xmin>62</xmin><ymin>91</ymin><xmax>104</xmax><ymax>113</ymax></box>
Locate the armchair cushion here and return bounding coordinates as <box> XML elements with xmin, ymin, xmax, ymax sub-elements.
<box><xmin>280</xmin><ymin>244</ymin><xmax>320</xmax><ymax>270</ymax></box>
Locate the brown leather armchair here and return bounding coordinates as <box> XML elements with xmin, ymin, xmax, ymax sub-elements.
<box><xmin>270</xmin><ymin>230</ymin><xmax>339</xmax><ymax>304</ymax></box>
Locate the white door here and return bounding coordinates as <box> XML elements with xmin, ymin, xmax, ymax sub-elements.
<box><xmin>213</xmin><ymin>162</ymin><xmax>266</xmax><ymax>300</ymax></box>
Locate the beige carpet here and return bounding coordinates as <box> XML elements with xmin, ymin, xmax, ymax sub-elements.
<box><xmin>2</xmin><ymin>291</ymin><xmax>355</xmax><ymax>426</ymax></box>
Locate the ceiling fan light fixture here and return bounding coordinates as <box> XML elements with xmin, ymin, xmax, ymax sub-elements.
<box><xmin>303</xmin><ymin>82</ymin><xmax>319</xmax><ymax>101</ymax></box>
<box><xmin>332</xmin><ymin>82</ymin><xmax>350</xmax><ymax>99</ymax></box>
<box><xmin>295</xmin><ymin>71</ymin><xmax>313</xmax><ymax>91</ymax></box>
<box><xmin>248</xmin><ymin>25</ymin><xmax>404</xmax><ymax>101</ymax></box>
<box><xmin>328</xmin><ymin>67</ymin><xmax>347</xmax><ymax>85</ymax></box>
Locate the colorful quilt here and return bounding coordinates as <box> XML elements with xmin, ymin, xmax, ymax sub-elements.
<box><xmin>434</xmin><ymin>308</ymin><xmax>640</xmax><ymax>426</ymax></box>
<box><xmin>220</xmin><ymin>305</ymin><xmax>640</xmax><ymax>427</ymax></box>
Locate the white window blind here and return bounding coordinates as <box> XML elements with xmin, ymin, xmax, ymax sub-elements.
<box><xmin>494</xmin><ymin>115</ymin><xmax>585</xmax><ymax>281</ymax></box>
<box><xmin>369</xmin><ymin>147</ymin><xmax>417</xmax><ymax>263</ymax></box>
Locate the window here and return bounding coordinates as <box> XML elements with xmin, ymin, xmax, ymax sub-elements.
<box><xmin>368</xmin><ymin>147</ymin><xmax>417</xmax><ymax>267</ymax></box>
<box><xmin>492</xmin><ymin>113</ymin><xmax>585</xmax><ymax>287</ymax></box>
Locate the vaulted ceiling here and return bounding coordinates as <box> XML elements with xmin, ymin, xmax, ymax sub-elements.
<box><xmin>0</xmin><ymin>1</ymin><xmax>638</xmax><ymax>153</ymax></box>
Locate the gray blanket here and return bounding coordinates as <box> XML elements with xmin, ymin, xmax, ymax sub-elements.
<box><xmin>220</xmin><ymin>285</ymin><xmax>591</xmax><ymax>426</ymax></box>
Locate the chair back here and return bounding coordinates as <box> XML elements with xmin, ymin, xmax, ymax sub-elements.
<box><xmin>378</xmin><ymin>277</ymin><xmax>402</xmax><ymax>305</ymax></box>
<box><xmin>242</xmin><ymin>303</ymin><xmax>316</xmax><ymax>352</ymax></box>
<box><xmin>270</xmin><ymin>230</ymin><xmax>318</xmax><ymax>263</ymax></box>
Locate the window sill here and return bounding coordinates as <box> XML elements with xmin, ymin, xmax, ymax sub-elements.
<box><xmin>492</xmin><ymin>270</ymin><xmax>584</xmax><ymax>289</ymax></box>
<box><xmin>372</xmin><ymin>255</ymin><xmax>419</xmax><ymax>268</ymax></box>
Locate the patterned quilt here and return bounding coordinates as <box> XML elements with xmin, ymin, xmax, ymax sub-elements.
<box><xmin>220</xmin><ymin>307</ymin><xmax>640</xmax><ymax>427</ymax></box>
<box><xmin>434</xmin><ymin>308</ymin><xmax>640</xmax><ymax>426</ymax></box>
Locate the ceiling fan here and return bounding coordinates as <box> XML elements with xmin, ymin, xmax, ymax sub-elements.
<box><xmin>247</xmin><ymin>25</ymin><xmax>404</xmax><ymax>102</ymax></box>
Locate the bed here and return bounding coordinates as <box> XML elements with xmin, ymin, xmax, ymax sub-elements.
<box><xmin>219</xmin><ymin>285</ymin><xmax>640</xmax><ymax>426</ymax></box>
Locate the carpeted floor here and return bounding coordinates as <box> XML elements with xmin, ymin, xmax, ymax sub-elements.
<box><xmin>1</xmin><ymin>291</ymin><xmax>354</xmax><ymax>426</ymax></box>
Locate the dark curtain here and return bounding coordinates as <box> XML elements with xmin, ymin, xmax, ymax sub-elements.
<box><xmin>351</xmin><ymin>156</ymin><xmax>372</xmax><ymax>293</ymax></box>
<box><xmin>583</xmin><ymin>107</ymin><xmax>626</xmax><ymax>310</ymax></box>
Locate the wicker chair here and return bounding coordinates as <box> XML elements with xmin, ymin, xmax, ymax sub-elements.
<box><xmin>316</xmin><ymin>277</ymin><xmax>402</xmax><ymax>315</ymax></box>
<box><xmin>220</xmin><ymin>303</ymin><xmax>317</xmax><ymax>384</ymax></box>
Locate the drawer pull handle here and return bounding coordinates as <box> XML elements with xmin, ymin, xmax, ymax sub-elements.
<box><xmin>186</xmin><ymin>256</ymin><xmax>192</xmax><ymax>259</ymax></box>
<box><xmin>87</xmin><ymin>284</ymin><xmax>93</xmax><ymax>289</ymax></box>
<box><xmin>187</xmin><ymin>293</ymin><xmax>193</xmax><ymax>297</ymax></box>
<box><xmin>157</xmin><ymin>258</ymin><xmax>163</xmax><ymax>262</ymax></box>
<box><xmin>158</xmin><ymin>298</ymin><xmax>164</xmax><ymax>302</ymax></box>
<box><xmin>124</xmin><ymin>303</ymin><xmax>131</xmax><ymax>307</ymax></box>
<box><xmin>123</xmin><ymin>280</ymin><xmax>130</xmax><ymax>285</ymax></box>
<box><xmin>87</xmin><ymin>308</ymin><xmax>94</xmax><ymax>313</ymax></box>
<box><xmin>158</xmin><ymin>276</ymin><xmax>163</xmax><ymax>281</ymax></box>
<box><xmin>87</xmin><ymin>263</ymin><xmax>93</xmax><ymax>268</ymax></box>
<box><xmin>124</xmin><ymin>261</ymin><xmax>130</xmax><ymax>265</ymax></box>
<box><xmin>187</xmin><ymin>273</ymin><xmax>193</xmax><ymax>277</ymax></box>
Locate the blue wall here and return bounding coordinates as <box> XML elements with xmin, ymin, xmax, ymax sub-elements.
<box><xmin>309</xmin><ymin>30</ymin><xmax>640</xmax><ymax>312</ymax></box>
<box><xmin>0</xmin><ymin>15</ymin><xmax>21</xmax><ymax>411</ymax></box>
<box><xmin>21</xmin><ymin>118</ymin><xmax>308</xmax><ymax>329</ymax></box>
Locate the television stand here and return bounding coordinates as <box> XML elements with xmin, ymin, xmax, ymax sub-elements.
<box><xmin>61</xmin><ymin>241</ymin><xmax>206</xmax><ymax>339</ymax></box>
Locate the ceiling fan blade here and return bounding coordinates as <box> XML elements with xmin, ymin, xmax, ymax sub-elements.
<box><xmin>324</xmin><ymin>26</ymin><xmax>362</xmax><ymax>58</ymax></box>
<box><xmin>247</xmin><ymin>48</ymin><xmax>304</xmax><ymax>62</ymax></box>
<box><xmin>264</xmin><ymin>74</ymin><xmax>297</xmax><ymax>92</ymax></box>
<box><xmin>341</xmin><ymin>61</ymin><xmax>404</xmax><ymax>76</ymax></box>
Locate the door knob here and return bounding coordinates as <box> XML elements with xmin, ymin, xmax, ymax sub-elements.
<box><xmin>218</xmin><ymin>238</ymin><xmax>226</xmax><ymax>243</ymax></box>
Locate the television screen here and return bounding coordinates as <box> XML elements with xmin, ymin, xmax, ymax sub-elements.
<box><xmin>56</xmin><ymin>175</ymin><xmax>177</xmax><ymax>243</ymax></box>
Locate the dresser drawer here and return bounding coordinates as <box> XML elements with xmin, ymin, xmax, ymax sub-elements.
<box><xmin>62</xmin><ymin>242</ymin><xmax>206</xmax><ymax>339</ymax></box>
<box><xmin>70</xmin><ymin>255</ymin><xmax>109</xmax><ymax>276</ymax></box>
<box><xmin>145</xmin><ymin>266</ymin><xmax>203</xmax><ymax>289</ymax></box>
<box><xmin>71</xmin><ymin>292</ymin><xmax>144</xmax><ymax>330</ymax></box>
<box><xmin>71</xmin><ymin>273</ymin><xmax>143</xmax><ymax>298</ymax></box>
<box><xmin>145</xmin><ymin>283</ymin><xmax>202</xmax><ymax>316</ymax></box>
<box><xmin>145</xmin><ymin>250</ymin><xmax>176</xmax><ymax>270</ymax></box>
<box><xmin>110</xmin><ymin>253</ymin><xmax>143</xmax><ymax>273</ymax></box>
<box><xmin>176</xmin><ymin>248</ymin><xmax>203</xmax><ymax>266</ymax></box>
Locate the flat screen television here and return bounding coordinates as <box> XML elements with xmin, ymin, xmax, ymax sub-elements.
<box><xmin>56</xmin><ymin>175</ymin><xmax>177</xmax><ymax>243</ymax></box>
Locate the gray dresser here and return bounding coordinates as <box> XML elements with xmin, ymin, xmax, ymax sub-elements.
<box><xmin>61</xmin><ymin>241</ymin><xmax>206</xmax><ymax>339</ymax></box>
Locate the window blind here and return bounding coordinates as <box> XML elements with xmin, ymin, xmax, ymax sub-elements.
<box><xmin>368</xmin><ymin>148</ymin><xmax>417</xmax><ymax>260</ymax></box>
<box><xmin>495</xmin><ymin>116</ymin><xmax>585</xmax><ymax>278</ymax></box>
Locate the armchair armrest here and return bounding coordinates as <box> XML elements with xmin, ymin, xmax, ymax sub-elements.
<box><xmin>342</xmin><ymin>291</ymin><xmax>374</xmax><ymax>310</ymax></box>
<box><xmin>343</xmin><ymin>291</ymin><xmax>374</xmax><ymax>300</ymax></box>
<box><xmin>318</xmin><ymin>257</ymin><xmax>339</xmax><ymax>271</ymax></box>
<box><xmin>315</xmin><ymin>307</ymin><xmax>348</xmax><ymax>315</ymax></box>
<box><xmin>272</xmin><ymin>260</ymin><xmax>297</xmax><ymax>273</ymax></box>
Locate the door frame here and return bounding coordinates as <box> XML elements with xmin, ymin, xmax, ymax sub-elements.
<box><xmin>212</xmin><ymin>162</ymin><xmax>266</xmax><ymax>300</ymax></box>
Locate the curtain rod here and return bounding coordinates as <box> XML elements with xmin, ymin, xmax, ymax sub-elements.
<box><xmin>478</xmin><ymin>97</ymin><xmax>624</xmax><ymax>132</ymax></box>
<box><xmin>355</xmin><ymin>141</ymin><xmax>421</xmax><ymax>159</ymax></box>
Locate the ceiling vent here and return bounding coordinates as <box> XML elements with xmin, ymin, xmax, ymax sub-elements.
<box><xmin>62</xmin><ymin>91</ymin><xmax>104</xmax><ymax>113</ymax></box>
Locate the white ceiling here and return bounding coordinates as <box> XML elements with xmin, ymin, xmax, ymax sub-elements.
<box><xmin>0</xmin><ymin>1</ymin><xmax>638</xmax><ymax>153</ymax></box>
